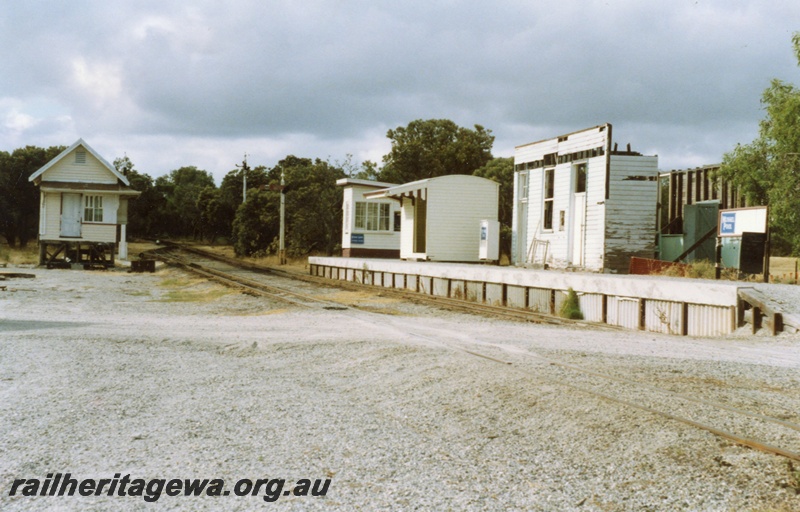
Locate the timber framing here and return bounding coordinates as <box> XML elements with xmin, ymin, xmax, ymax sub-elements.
<box><xmin>38</xmin><ymin>240</ymin><xmax>115</xmax><ymax>269</ymax></box>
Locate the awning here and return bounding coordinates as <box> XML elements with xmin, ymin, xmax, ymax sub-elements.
<box><xmin>363</xmin><ymin>178</ymin><xmax>431</xmax><ymax>201</ymax></box>
<box><xmin>39</xmin><ymin>181</ymin><xmax>141</xmax><ymax>196</ymax></box>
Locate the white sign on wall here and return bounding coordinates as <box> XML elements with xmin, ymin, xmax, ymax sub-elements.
<box><xmin>718</xmin><ymin>206</ymin><xmax>768</xmax><ymax>237</ymax></box>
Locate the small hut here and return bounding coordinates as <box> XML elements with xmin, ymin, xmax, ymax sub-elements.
<box><xmin>29</xmin><ymin>139</ymin><xmax>139</xmax><ymax>268</ymax></box>
<box><xmin>365</xmin><ymin>174</ymin><xmax>499</xmax><ymax>262</ymax></box>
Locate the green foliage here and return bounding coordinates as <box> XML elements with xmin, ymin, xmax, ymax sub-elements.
<box><xmin>113</xmin><ymin>157</ymin><xmax>165</xmax><ymax>239</ymax></box>
<box><xmin>473</xmin><ymin>157</ymin><xmax>514</xmax><ymax>258</ymax></box>
<box><xmin>270</xmin><ymin>156</ymin><xmax>346</xmax><ymax>256</ymax></box>
<box><xmin>559</xmin><ymin>288</ymin><xmax>584</xmax><ymax>320</ymax></box>
<box><xmin>231</xmin><ymin>156</ymin><xmax>346</xmax><ymax>257</ymax></box>
<box><xmin>154</xmin><ymin>166</ymin><xmax>216</xmax><ymax>239</ymax></box>
<box><xmin>720</xmin><ymin>32</ymin><xmax>800</xmax><ymax>255</ymax></box>
<box><xmin>231</xmin><ymin>189</ymin><xmax>278</xmax><ymax>256</ymax></box>
<box><xmin>379</xmin><ymin>119</ymin><xmax>494</xmax><ymax>183</ymax></box>
<box><xmin>0</xmin><ymin>145</ymin><xmax>65</xmax><ymax>247</ymax></box>
<box><xmin>196</xmin><ymin>186</ymin><xmax>227</xmax><ymax>243</ymax></box>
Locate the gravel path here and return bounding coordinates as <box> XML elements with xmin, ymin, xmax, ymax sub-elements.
<box><xmin>1</xmin><ymin>266</ymin><xmax>799</xmax><ymax>511</ymax></box>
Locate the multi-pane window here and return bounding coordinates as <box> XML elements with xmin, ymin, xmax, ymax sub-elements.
<box><xmin>543</xmin><ymin>168</ymin><xmax>554</xmax><ymax>230</ymax></box>
<box><xmin>354</xmin><ymin>202</ymin><xmax>390</xmax><ymax>231</ymax></box>
<box><xmin>84</xmin><ymin>195</ymin><xmax>103</xmax><ymax>222</ymax></box>
<box><xmin>518</xmin><ymin>172</ymin><xmax>529</xmax><ymax>200</ymax></box>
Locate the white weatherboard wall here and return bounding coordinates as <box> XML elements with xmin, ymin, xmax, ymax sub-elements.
<box><xmin>33</xmin><ymin>143</ymin><xmax>129</xmax><ymax>244</ymax></box>
<box><xmin>40</xmin><ymin>191</ymin><xmax>119</xmax><ymax>243</ymax></box>
<box><xmin>308</xmin><ymin>257</ymin><xmax>742</xmax><ymax>336</ymax></box>
<box><xmin>39</xmin><ymin>148</ymin><xmax>118</xmax><ymax>184</ymax></box>
<box><xmin>512</xmin><ymin>124</ymin><xmax>659</xmax><ymax>273</ymax></box>
<box><xmin>337</xmin><ymin>179</ymin><xmax>400</xmax><ymax>257</ymax></box>
<box><xmin>424</xmin><ymin>175</ymin><xmax>498</xmax><ymax>262</ymax></box>
<box><xmin>373</xmin><ymin>175</ymin><xmax>499</xmax><ymax>262</ymax></box>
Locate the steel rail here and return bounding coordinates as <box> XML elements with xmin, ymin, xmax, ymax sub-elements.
<box><xmin>159</xmin><ymin>243</ymin><xmax>621</xmax><ymax>329</ymax></box>
<box><xmin>149</xmin><ymin>250</ymin><xmax>323</xmax><ymax>308</ymax></box>
<box><xmin>147</xmin><ymin>243</ymin><xmax>800</xmax><ymax>462</ymax></box>
<box><xmin>493</xmin><ymin>345</ymin><xmax>800</xmax><ymax>434</ymax></box>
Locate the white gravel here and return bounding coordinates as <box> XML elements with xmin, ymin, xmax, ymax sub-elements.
<box><xmin>1</xmin><ymin>266</ymin><xmax>800</xmax><ymax>511</ymax></box>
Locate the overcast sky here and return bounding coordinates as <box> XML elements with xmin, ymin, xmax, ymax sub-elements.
<box><xmin>2</xmin><ymin>1</ymin><xmax>799</xmax><ymax>183</ymax></box>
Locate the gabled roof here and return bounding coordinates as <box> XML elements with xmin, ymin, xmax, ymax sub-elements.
<box><xmin>28</xmin><ymin>138</ymin><xmax>130</xmax><ymax>186</ymax></box>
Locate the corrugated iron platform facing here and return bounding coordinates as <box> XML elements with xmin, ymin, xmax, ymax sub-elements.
<box><xmin>308</xmin><ymin>257</ymin><xmax>748</xmax><ymax>336</ymax></box>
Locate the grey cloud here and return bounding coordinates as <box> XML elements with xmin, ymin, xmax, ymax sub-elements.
<box><xmin>1</xmin><ymin>0</ymin><xmax>799</xmax><ymax>174</ymax></box>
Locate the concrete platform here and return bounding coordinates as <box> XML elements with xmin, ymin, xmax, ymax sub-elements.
<box><xmin>309</xmin><ymin>257</ymin><xmax>750</xmax><ymax>336</ymax></box>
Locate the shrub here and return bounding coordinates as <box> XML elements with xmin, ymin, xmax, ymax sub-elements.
<box><xmin>559</xmin><ymin>288</ymin><xmax>584</xmax><ymax>320</ymax></box>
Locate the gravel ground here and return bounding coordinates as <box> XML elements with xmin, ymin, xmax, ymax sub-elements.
<box><xmin>1</xmin><ymin>266</ymin><xmax>800</xmax><ymax>511</ymax></box>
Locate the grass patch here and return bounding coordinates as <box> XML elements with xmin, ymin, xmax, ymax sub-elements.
<box><xmin>0</xmin><ymin>245</ymin><xmax>39</xmax><ymax>265</ymax></box>
<box><xmin>158</xmin><ymin>276</ymin><xmax>204</xmax><ymax>288</ymax></box>
<box><xmin>155</xmin><ymin>272</ymin><xmax>231</xmax><ymax>302</ymax></box>
<box><xmin>158</xmin><ymin>288</ymin><xmax>231</xmax><ymax>302</ymax></box>
<box><xmin>655</xmin><ymin>260</ymin><xmax>739</xmax><ymax>280</ymax></box>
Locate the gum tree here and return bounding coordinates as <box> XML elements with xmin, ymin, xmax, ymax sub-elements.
<box><xmin>720</xmin><ymin>32</ymin><xmax>800</xmax><ymax>254</ymax></box>
<box><xmin>379</xmin><ymin>119</ymin><xmax>494</xmax><ymax>184</ymax></box>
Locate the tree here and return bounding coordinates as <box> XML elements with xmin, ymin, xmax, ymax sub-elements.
<box><xmin>231</xmin><ymin>156</ymin><xmax>346</xmax><ymax>257</ymax></box>
<box><xmin>378</xmin><ymin>119</ymin><xmax>494</xmax><ymax>183</ymax></box>
<box><xmin>113</xmin><ymin>157</ymin><xmax>164</xmax><ymax>239</ymax></box>
<box><xmin>268</xmin><ymin>156</ymin><xmax>346</xmax><ymax>256</ymax></box>
<box><xmin>474</xmin><ymin>157</ymin><xmax>514</xmax><ymax>258</ymax></box>
<box><xmin>0</xmin><ymin>145</ymin><xmax>65</xmax><ymax>247</ymax></box>
<box><xmin>155</xmin><ymin>166</ymin><xmax>216</xmax><ymax>239</ymax></box>
<box><xmin>353</xmin><ymin>160</ymin><xmax>380</xmax><ymax>181</ymax></box>
<box><xmin>216</xmin><ymin>164</ymin><xmax>270</xmax><ymax>240</ymax></box>
<box><xmin>720</xmin><ymin>32</ymin><xmax>800</xmax><ymax>255</ymax></box>
<box><xmin>196</xmin><ymin>186</ymin><xmax>232</xmax><ymax>244</ymax></box>
<box><xmin>231</xmin><ymin>188</ymin><xmax>278</xmax><ymax>256</ymax></box>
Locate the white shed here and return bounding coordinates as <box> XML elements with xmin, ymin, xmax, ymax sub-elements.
<box><xmin>365</xmin><ymin>174</ymin><xmax>499</xmax><ymax>262</ymax></box>
<box><xmin>336</xmin><ymin>178</ymin><xmax>401</xmax><ymax>258</ymax></box>
<box><xmin>512</xmin><ymin>124</ymin><xmax>658</xmax><ymax>273</ymax></box>
<box><xmin>29</xmin><ymin>139</ymin><xmax>140</xmax><ymax>267</ymax></box>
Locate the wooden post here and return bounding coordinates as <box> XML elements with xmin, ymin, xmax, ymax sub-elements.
<box><xmin>681</xmin><ymin>302</ymin><xmax>689</xmax><ymax>336</ymax></box>
<box><xmin>752</xmin><ymin>306</ymin><xmax>761</xmax><ymax>334</ymax></box>
<box><xmin>601</xmin><ymin>294</ymin><xmax>608</xmax><ymax>324</ymax></box>
<box><xmin>639</xmin><ymin>298</ymin><xmax>646</xmax><ymax>330</ymax></box>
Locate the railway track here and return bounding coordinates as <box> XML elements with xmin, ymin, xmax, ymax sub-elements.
<box><xmin>144</xmin><ymin>243</ymin><xmax>800</xmax><ymax>463</ymax></box>
<box><xmin>147</xmin><ymin>243</ymin><xmax>620</xmax><ymax>329</ymax></box>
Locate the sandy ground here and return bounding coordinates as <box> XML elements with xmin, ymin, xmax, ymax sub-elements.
<box><xmin>1</xmin><ymin>265</ymin><xmax>800</xmax><ymax>511</ymax></box>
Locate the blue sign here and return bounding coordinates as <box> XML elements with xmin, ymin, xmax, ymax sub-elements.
<box><xmin>720</xmin><ymin>212</ymin><xmax>736</xmax><ymax>235</ymax></box>
<box><xmin>351</xmin><ymin>233</ymin><xmax>364</xmax><ymax>244</ymax></box>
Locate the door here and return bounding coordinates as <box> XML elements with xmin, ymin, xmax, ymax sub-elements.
<box><xmin>570</xmin><ymin>193</ymin><xmax>585</xmax><ymax>266</ymax></box>
<box><xmin>60</xmin><ymin>193</ymin><xmax>82</xmax><ymax>237</ymax></box>
<box><xmin>516</xmin><ymin>171</ymin><xmax>529</xmax><ymax>264</ymax></box>
<box><xmin>516</xmin><ymin>201</ymin><xmax>528</xmax><ymax>264</ymax></box>
<box><xmin>570</xmin><ymin>163</ymin><xmax>587</xmax><ymax>266</ymax></box>
<box><xmin>413</xmin><ymin>197</ymin><xmax>427</xmax><ymax>254</ymax></box>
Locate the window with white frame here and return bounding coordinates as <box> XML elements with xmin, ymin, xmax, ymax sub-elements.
<box><xmin>575</xmin><ymin>163</ymin><xmax>587</xmax><ymax>193</ymax></box>
<box><xmin>84</xmin><ymin>195</ymin><xmax>103</xmax><ymax>222</ymax></box>
<box><xmin>518</xmin><ymin>171</ymin><xmax>529</xmax><ymax>200</ymax></box>
<box><xmin>543</xmin><ymin>168</ymin><xmax>554</xmax><ymax>230</ymax></box>
<box><xmin>354</xmin><ymin>202</ymin><xmax>390</xmax><ymax>231</ymax></box>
